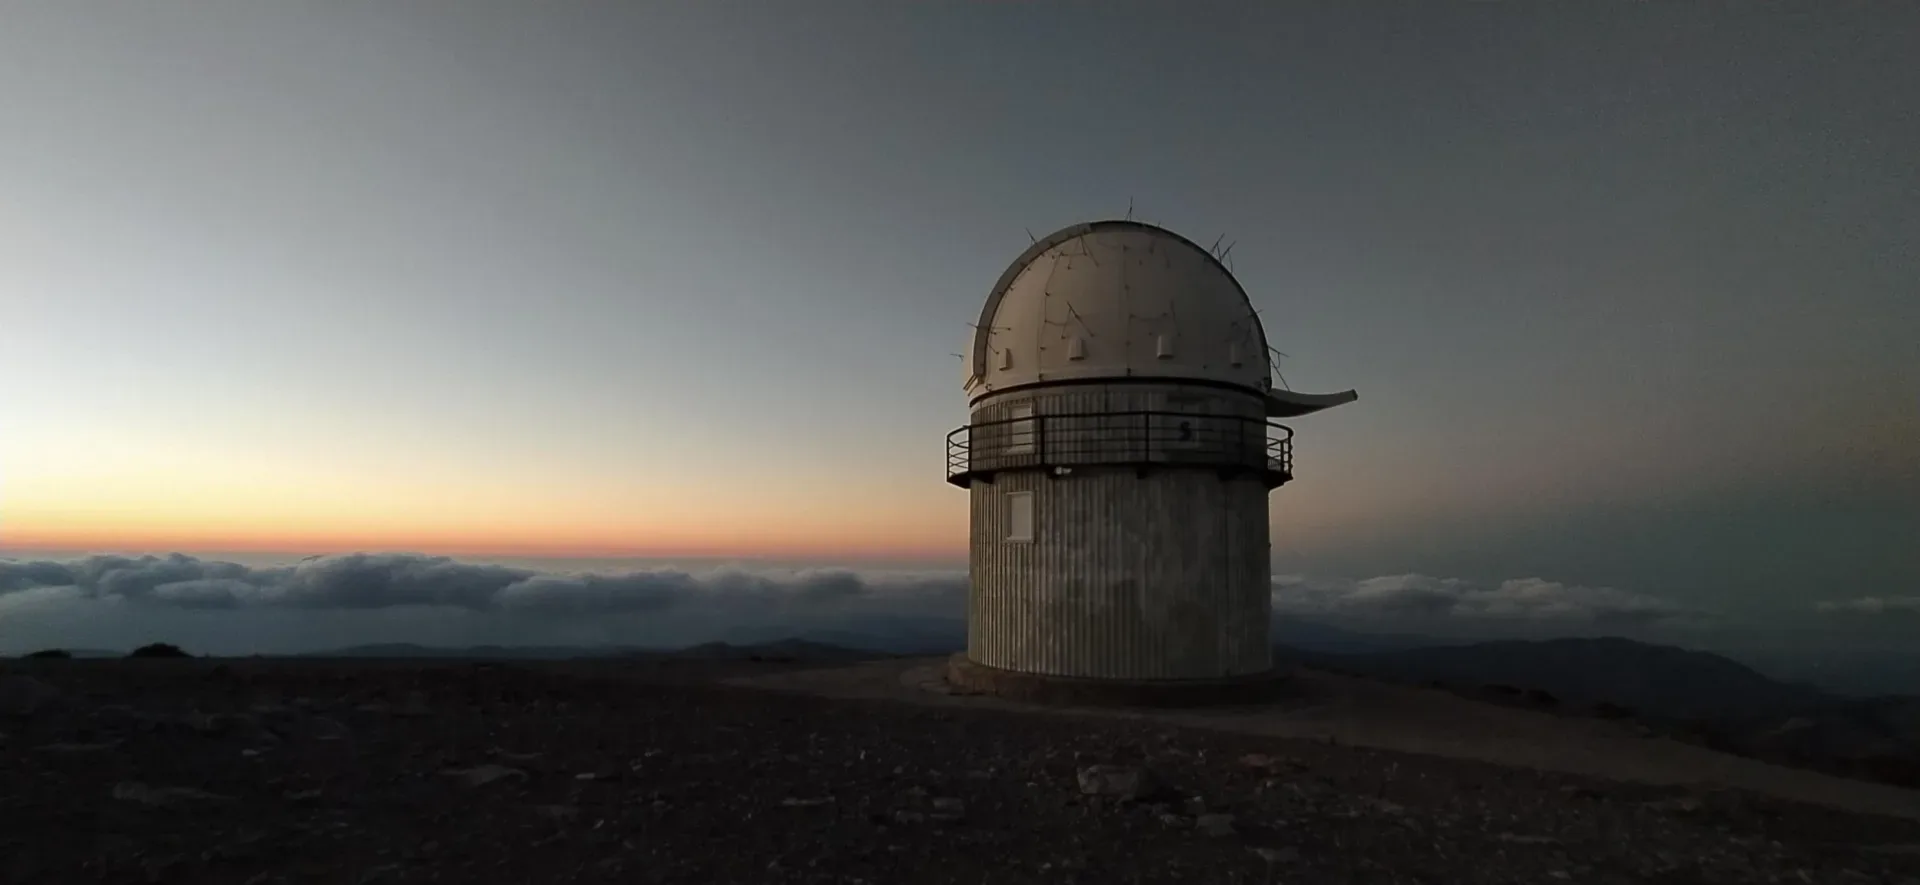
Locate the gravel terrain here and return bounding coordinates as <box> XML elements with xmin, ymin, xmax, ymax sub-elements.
<box><xmin>5</xmin><ymin>658</ymin><xmax>1920</xmax><ymax>885</ymax></box>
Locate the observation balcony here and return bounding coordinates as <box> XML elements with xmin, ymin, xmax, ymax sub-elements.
<box><xmin>945</xmin><ymin>410</ymin><xmax>1294</xmax><ymax>490</ymax></box>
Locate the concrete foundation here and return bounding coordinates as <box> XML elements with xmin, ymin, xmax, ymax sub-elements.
<box><xmin>943</xmin><ymin>653</ymin><xmax>1290</xmax><ymax>708</ymax></box>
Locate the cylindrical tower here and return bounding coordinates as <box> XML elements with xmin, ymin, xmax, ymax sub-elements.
<box><xmin>943</xmin><ymin>220</ymin><xmax>1356</xmax><ymax>705</ymax></box>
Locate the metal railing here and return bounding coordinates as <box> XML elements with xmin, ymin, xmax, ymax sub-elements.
<box><xmin>945</xmin><ymin>410</ymin><xmax>1294</xmax><ymax>488</ymax></box>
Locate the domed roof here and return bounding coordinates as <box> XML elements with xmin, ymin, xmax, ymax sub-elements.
<box><xmin>963</xmin><ymin>220</ymin><xmax>1270</xmax><ymax>397</ymax></box>
<box><xmin>963</xmin><ymin>220</ymin><xmax>1358</xmax><ymax>417</ymax></box>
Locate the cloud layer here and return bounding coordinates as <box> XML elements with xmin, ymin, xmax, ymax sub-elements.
<box><xmin>0</xmin><ymin>553</ymin><xmax>965</xmax><ymax>616</ymax></box>
<box><xmin>1813</xmin><ymin>596</ymin><xmax>1920</xmax><ymax>615</ymax></box>
<box><xmin>0</xmin><ymin>553</ymin><xmax>1707</xmax><ymax>627</ymax></box>
<box><xmin>1271</xmin><ymin>573</ymin><xmax>1702</xmax><ymax>625</ymax></box>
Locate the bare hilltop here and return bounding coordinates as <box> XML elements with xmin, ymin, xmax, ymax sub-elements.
<box><xmin>4</xmin><ymin>652</ymin><xmax>1919</xmax><ymax>885</ymax></box>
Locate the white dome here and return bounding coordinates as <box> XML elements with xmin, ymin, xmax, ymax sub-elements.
<box><xmin>963</xmin><ymin>221</ymin><xmax>1273</xmax><ymax>401</ymax></box>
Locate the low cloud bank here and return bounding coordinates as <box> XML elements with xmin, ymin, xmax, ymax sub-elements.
<box><xmin>1271</xmin><ymin>573</ymin><xmax>1702</xmax><ymax>625</ymax></box>
<box><xmin>0</xmin><ymin>553</ymin><xmax>1702</xmax><ymax>627</ymax></box>
<box><xmin>1814</xmin><ymin>596</ymin><xmax>1920</xmax><ymax>615</ymax></box>
<box><xmin>0</xmin><ymin>553</ymin><xmax>966</xmax><ymax>616</ymax></box>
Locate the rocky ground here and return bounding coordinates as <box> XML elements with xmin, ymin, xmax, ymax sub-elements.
<box><xmin>5</xmin><ymin>658</ymin><xmax>1920</xmax><ymax>885</ymax></box>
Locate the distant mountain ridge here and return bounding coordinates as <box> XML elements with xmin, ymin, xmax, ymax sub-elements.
<box><xmin>1289</xmin><ymin>636</ymin><xmax>1836</xmax><ymax>721</ymax></box>
<box><xmin>1286</xmin><ymin>635</ymin><xmax>1920</xmax><ymax>790</ymax></box>
<box><xmin>299</xmin><ymin>638</ymin><xmax>892</xmax><ymax>665</ymax></box>
<box><xmin>296</xmin><ymin>643</ymin><xmax>632</xmax><ymax>660</ymax></box>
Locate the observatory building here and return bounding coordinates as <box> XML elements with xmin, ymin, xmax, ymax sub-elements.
<box><xmin>943</xmin><ymin>220</ymin><xmax>1357</xmax><ymax>705</ymax></box>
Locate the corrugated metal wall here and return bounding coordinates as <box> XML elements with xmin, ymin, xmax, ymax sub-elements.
<box><xmin>965</xmin><ymin>384</ymin><xmax>1273</xmax><ymax>680</ymax></box>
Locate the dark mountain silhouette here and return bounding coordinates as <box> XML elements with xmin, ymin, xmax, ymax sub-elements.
<box><xmin>301</xmin><ymin>639</ymin><xmax>889</xmax><ymax>665</ymax></box>
<box><xmin>11</xmin><ymin>648</ymin><xmax>133</xmax><ymax>660</ymax></box>
<box><xmin>1734</xmin><ymin>647</ymin><xmax>1920</xmax><ymax>698</ymax></box>
<box><xmin>1269</xmin><ymin>617</ymin><xmax>1460</xmax><ymax>655</ymax></box>
<box><xmin>1293</xmin><ymin>636</ymin><xmax>1834</xmax><ymax>721</ymax></box>
<box><xmin>666</xmin><ymin>639</ymin><xmax>888</xmax><ymax>664</ymax></box>
<box><xmin>1289</xmin><ymin>635</ymin><xmax>1920</xmax><ymax>789</ymax></box>
<box><xmin>302</xmin><ymin>643</ymin><xmax>636</xmax><ymax>660</ymax></box>
<box><xmin>718</xmin><ymin>615</ymin><xmax>967</xmax><ymax>655</ymax></box>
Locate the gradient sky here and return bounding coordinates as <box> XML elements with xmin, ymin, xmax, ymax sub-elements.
<box><xmin>3</xmin><ymin>3</ymin><xmax>1916</xmax><ymax>633</ymax></box>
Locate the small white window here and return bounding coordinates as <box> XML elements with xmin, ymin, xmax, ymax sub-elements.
<box><xmin>1067</xmin><ymin>335</ymin><xmax>1087</xmax><ymax>360</ymax></box>
<box><xmin>1006</xmin><ymin>491</ymin><xmax>1035</xmax><ymax>542</ymax></box>
<box><xmin>1005</xmin><ymin>402</ymin><xmax>1036</xmax><ymax>456</ymax></box>
<box><xmin>998</xmin><ymin>346</ymin><xmax>1014</xmax><ymax>370</ymax></box>
<box><xmin>1155</xmin><ymin>334</ymin><xmax>1175</xmax><ymax>359</ymax></box>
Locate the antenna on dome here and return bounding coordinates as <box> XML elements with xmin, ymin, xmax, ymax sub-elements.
<box><xmin>1268</xmin><ymin>345</ymin><xmax>1292</xmax><ymax>390</ymax></box>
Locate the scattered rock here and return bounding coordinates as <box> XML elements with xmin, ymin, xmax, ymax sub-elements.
<box><xmin>1195</xmin><ymin>813</ymin><xmax>1237</xmax><ymax>837</ymax></box>
<box><xmin>392</xmin><ymin>691</ymin><xmax>433</xmax><ymax>718</ymax></box>
<box><xmin>248</xmin><ymin>705</ymin><xmax>346</xmax><ymax>741</ymax></box>
<box><xmin>12</xmin><ymin>657</ymin><xmax>1920</xmax><ymax>884</ymax></box>
<box><xmin>112</xmin><ymin>782</ymin><xmax>234</xmax><ymax>807</ymax></box>
<box><xmin>1646</xmin><ymin>795</ymin><xmax>1705</xmax><ymax>814</ymax></box>
<box><xmin>441</xmin><ymin>764</ymin><xmax>527</xmax><ymax>787</ymax></box>
<box><xmin>1367</xmin><ymin>798</ymin><xmax>1407</xmax><ymax>816</ymax></box>
<box><xmin>1075</xmin><ymin>764</ymin><xmax>1164</xmax><ymax>802</ymax></box>
<box><xmin>0</xmin><ymin>674</ymin><xmax>62</xmax><ymax>716</ymax></box>
<box><xmin>305</xmin><ymin>716</ymin><xmax>352</xmax><ymax>742</ymax></box>
<box><xmin>90</xmin><ymin>704</ymin><xmax>144</xmax><ymax>729</ymax></box>
<box><xmin>534</xmin><ymin>804</ymin><xmax>580</xmax><ymax>822</ymax></box>
<box><xmin>1559</xmin><ymin>784</ymin><xmax>1604</xmax><ymax>800</ymax></box>
<box><xmin>1238</xmin><ymin>753</ymin><xmax>1303</xmax><ymax>773</ymax></box>
<box><xmin>191</xmin><ymin>711</ymin><xmax>279</xmax><ymax>742</ymax></box>
<box><xmin>34</xmin><ymin>741</ymin><xmax>119</xmax><ymax>753</ymax></box>
<box><xmin>1251</xmin><ymin>846</ymin><xmax>1301</xmax><ymax>864</ymax></box>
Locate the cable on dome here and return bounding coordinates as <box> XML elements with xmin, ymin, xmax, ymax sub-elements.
<box><xmin>1064</xmin><ymin>302</ymin><xmax>1095</xmax><ymax>338</ymax></box>
<box><xmin>1267</xmin><ymin>345</ymin><xmax>1293</xmax><ymax>391</ymax></box>
<box><xmin>964</xmin><ymin>321</ymin><xmax>1017</xmax><ymax>369</ymax></box>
